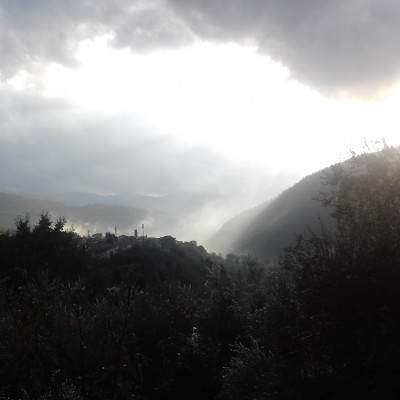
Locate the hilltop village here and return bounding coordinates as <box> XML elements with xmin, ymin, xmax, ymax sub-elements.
<box><xmin>80</xmin><ymin>230</ymin><xmax>203</xmax><ymax>259</ymax></box>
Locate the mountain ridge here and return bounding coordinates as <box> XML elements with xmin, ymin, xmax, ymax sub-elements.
<box><xmin>206</xmin><ymin>169</ymin><xmax>336</xmax><ymax>260</ymax></box>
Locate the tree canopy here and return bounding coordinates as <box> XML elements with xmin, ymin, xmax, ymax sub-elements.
<box><xmin>2</xmin><ymin>146</ymin><xmax>400</xmax><ymax>399</ymax></box>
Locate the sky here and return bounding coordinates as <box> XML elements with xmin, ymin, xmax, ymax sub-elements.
<box><xmin>1</xmin><ymin>0</ymin><xmax>400</xmax><ymax>242</ymax></box>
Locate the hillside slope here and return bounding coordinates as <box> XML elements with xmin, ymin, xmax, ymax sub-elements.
<box><xmin>207</xmin><ymin>169</ymin><xmax>335</xmax><ymax>260</ymax></box>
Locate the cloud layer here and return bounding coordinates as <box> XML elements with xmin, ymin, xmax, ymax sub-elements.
<box><xmin>0</xmin><ymin>88</ymin><xmax>298</xmax><ymax>241</ymax></box>
<box><xmin>2</xmin><ymin>0</ymin><xmax>400</xmax><ymax>94</ymax></box>
<box><xmin>168</xmin><ymin>0</ymin><xmax>400</xmax><ymax>95</ymax></box>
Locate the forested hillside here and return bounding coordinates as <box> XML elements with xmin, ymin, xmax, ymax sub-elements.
<box><xmin>1</xmin><ymin>146</ymin><xmax>400</xmax><ymax>399</ymax></box>
<box><xmin>207</xmin><ymin>169</ymin><xmax>335</xmax><ymax>260</ymax></box>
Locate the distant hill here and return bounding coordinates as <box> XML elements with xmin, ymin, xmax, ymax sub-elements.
<box><xmin>0</xmin><ymin>192</ymin><xmax>181</xmax><ymax>238</ymax></box>
<box><xmin>4</xmin><ymin>189</ymin><xmax>241</xmax><ymax>243</ymax></box>
<box><xmin>206</xmin><ymin>169</ymin><xmax>336</xmax><ymax>261</ymax></box>
<box><xmin>16</xmin><ymin>190</ymin><xmax>228</xmax><ymax>214</ymax></box>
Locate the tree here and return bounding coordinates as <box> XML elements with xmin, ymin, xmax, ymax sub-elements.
<box><xmin>1</xmin><ymin>213</ymin><xmax>85</xmax><ymax>282</ymax></box>
<box><xmin>219</xmin><ymin>145</ymin><xmax>400</xmax><ymax>399</ymax></box>
<box><xmin>279</xmin><ymin>145</ymin><xmax>400</xmax><ymax>398</ymax></box>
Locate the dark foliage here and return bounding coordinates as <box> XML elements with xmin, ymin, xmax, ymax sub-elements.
<box><xmin>2</xmin><ymin>146</ymin><xmax>400</xmax><ymax>399</ymax></box>
<box><xmin>217</xmin><ymin>145</ymin><xmax>400</xmax><ymax>400</ymax></box>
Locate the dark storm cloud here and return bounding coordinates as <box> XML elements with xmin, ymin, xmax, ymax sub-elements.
<box><xmin>108</xmin><ymin>3</ymin><xmax>192</xmax><ymax>50</ymax></box>
<box><xmin>0</xmin><ymin>0</ymin><xmax>400</xmax><ymax>93</ymax></box>
<box><xmin>3</xmin><ymin>1</ymin><xmax>398</xmax><ymax>94</ymax></box>
<box><xmin>0</xmin><ymin>0</ymin><xmax>192</xmax><ymax>78</ymax></box>
<box><xmin>1</xmin><ymin>0</ymin><xmax>86</xmax><ymax>76</ymax></box>
<box><xmin>167</xmin><ymin>0</ymin><xmax>400</xmax><ymax>94</ymax></box>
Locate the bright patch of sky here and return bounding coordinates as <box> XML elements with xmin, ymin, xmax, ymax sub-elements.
<box><xmin>25</xmin><ymin>35</ymin><xmax>400</xmax><ymax>178</ymax></box>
